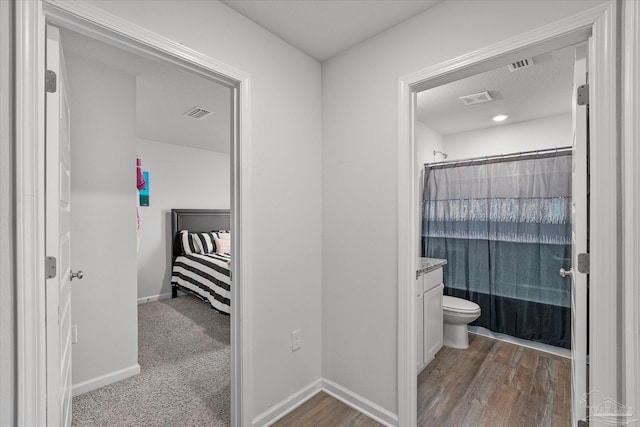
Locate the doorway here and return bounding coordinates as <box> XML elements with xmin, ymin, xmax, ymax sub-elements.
<box><xmin>16</xmin><ymin>2</ymin><xmax>252</xmax><ymax>426</ymax></box>
<box><xmin>397</xmin><ymin>4</ymin><xmax>619</xmax><ymax>426</ymax></box>
<box><xmin>413</xmin><ymin>42</ymin><xmax>587</xmax><ymax>425</ymax></box>
<box><xmin>50</xmin><ymin>26</ymin><xmax>235</xmax><ymax>425</ymax></box>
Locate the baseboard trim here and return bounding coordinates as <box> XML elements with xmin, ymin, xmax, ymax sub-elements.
<box><xmin>321</xmin><ymin>378</ymin><xmax>398</xmax><ymax>427</ymax></box>
<box><xmin>71</xmin><ymin>364</ymin><xmax>141</xmax><ymax>397</ymax></box>
<box><xmin>137</xmin><ymin>292</ymin><xmax>172</xmax><ymax>305</ymax></box>
<box><xmin>252</xmin><ymin>377</ymin><xmax>398</xmax><ymax>427</ymax></box>
<box><xmin>468</xmin><ymin>326</ymin><xmax>571</xmax><ymax>359</ymax></box>
<box><xmin>252</xmin><ymin>378</ymin><xmax>323</xmax><ymax>427</ymax></box>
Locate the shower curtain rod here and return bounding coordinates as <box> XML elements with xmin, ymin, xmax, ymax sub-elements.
<box><xmin>424</xmin><ymin>146</ymin><xmax>573</xmax><ymax>169</ymax></box>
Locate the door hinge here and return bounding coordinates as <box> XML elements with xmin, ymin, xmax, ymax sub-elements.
<box><xmin>45</xmin><ymin>256</ymin><xmax>57</xmax><ymax>279</ymax></box>
<box><xmin>45</xmin><ymin>70</ymin><xmax>57</xmax><ymax>93</ymax></box>
<box><xmin>577</xmin><ymin>84</ymin><xmax>589</xmax><ymax>106</ymax></box>
<box><xmin>578</xmin><ymin>253</ymin><xmax>590</xmax><ymax>274</ymax></box>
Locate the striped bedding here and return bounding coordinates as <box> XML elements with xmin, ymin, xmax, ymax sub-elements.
<box><xmin>171</xmin><ymin>253</ymin><xmax>231</xmax><ymax>314</ymax></box>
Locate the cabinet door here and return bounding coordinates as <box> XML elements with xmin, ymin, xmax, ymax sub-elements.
<box><xmin>424</xmin><ymin>283</ymin><xmax>443</xmax><ymax>364</ymax></box>
<box><xmin>417</xmin><ymin>291</ymin><xmax>424</xmax><ymax>370</ymax></box>
<box><xmin>423</xmin><ymin>268</ymin><xmax>443</xmax><ymax>291</ymax></box>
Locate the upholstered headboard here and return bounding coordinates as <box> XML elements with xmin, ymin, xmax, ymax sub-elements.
<box><xmin>171</xmin><ymin>209</ymin><xmax>231</xmax><ymax>259</ymax></box>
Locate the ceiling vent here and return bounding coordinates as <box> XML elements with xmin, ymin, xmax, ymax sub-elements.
<box><xmin>459</xmin><ymin>91</ymin><xmax>493</xmax><ymax>106</ymax></box>
<box><xmin>184</xmin><ymin>107</ymin><xmax>212</xmax><ymax>120</ymax></box>
<box><xmin>508</xmin><ymin>57</ymin><xmax>534</xmax><ymax>72</ymax></box>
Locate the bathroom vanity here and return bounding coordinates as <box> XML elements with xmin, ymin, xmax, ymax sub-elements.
<box><xmin>416</xmin><ymin>258</ymin><xmax>447</xmax><ymax>374</ymax></box>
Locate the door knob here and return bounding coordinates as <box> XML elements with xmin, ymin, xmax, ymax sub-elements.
<box><xmin>559</xmin><ymin>268</ymin><xmax>573</xmax><ymax>278</ymax></box>
<box><xmin>70</xmin><ymin>270</ymin><xmax>83</xmax><ymax>281</ymax></box>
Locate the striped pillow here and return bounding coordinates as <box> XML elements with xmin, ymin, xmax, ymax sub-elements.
<box><xmin>178</xmin><ymin>230</ymin><xmax>199</xmax><ymax>255</ymax></box>
<box><xmin>179</xmin><ymin>231</ymin><xmax>219</xmax><ymax>255</ymax></box>
<box><xmin>195</xmin><ymin>232</ymin><xmax>219</xmax><ymax>254</ymax></box>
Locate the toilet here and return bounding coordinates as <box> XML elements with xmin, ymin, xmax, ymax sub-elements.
<box><xmin>443</xmin><ymin>296</ymin><xmax>481</xmax><ymax>349</ymax></box>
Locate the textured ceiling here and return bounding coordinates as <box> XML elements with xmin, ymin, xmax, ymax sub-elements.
<box><xmin>416</xmin><ymin>44</ymin><xmax>578</xmax><ymax>136</ymax></box>
<box><xmin>60</xmin><ymin>29</ymin><xmax>231</xmax><ymax>154</ymax></box>
<box><xmin>220</xmin><ymin>0</ymin><xmax>441</xmax><ymax>61</ymax></box>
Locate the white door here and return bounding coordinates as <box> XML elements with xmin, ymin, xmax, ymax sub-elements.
<box><xmin>45</xmin><ymin>25</ymin><xmax>74</xmax><ymax>427</ymax></box>
<box><xmin>569</xmin><ymin>43</ymin><xmax>588</xmax><ymax>426</ymax></box>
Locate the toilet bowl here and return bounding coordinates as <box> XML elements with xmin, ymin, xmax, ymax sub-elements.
<box><xmin>443</xmin><ymin>295</ymin><xmax>481</xmax><ymax>349</ymax></box>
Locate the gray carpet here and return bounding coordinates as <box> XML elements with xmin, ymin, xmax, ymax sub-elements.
<box><xmin>72</xmin><ymin>295</ymin><xmax>231</xmax><ymax>427</ymax></box>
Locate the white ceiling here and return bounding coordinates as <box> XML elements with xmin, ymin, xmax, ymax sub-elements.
<box><xmin>60</xmin><ymin>29</ymin><xmax>232</xmax><ymax>153</ymax></box>
<box><xmin>416</xmin><ymin>45</ymin><xmax>577</xmax><ymax>136</ymax></box>
<box><xmin>220</xmin><ymin>0</ymin><xmax>442</xmax><ymax>61</ymax></box>
<box><xmin>60</xmin><ymin>5</ymin><xmax>576</xmax><ymax>148</ymax></box>
<box><xmin>135</xmin><ymin>72</ymin><xmax>231</xmax><ymax>153</ymax></box>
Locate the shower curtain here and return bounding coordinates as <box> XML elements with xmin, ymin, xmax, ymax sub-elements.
<box><xmin>422</xmin><ymin>152</ymin><xmax>572</xmax><ymax>348</ymax></box>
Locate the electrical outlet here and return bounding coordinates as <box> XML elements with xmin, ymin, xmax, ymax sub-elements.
<box><xmin>291</xmin><ymin>329</ymin><xmax>301</xmax><ymax>352</ymax></box>
<box><xmin>71</xmin><ymin>325</ymin><xmax>78</xmax><ymax>344</ymax></box>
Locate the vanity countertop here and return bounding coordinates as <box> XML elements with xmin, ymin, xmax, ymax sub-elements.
<box><xmin>417</xmin><ymin>257</ymin><xmax>447</xmax><ymax>277</ymax></box>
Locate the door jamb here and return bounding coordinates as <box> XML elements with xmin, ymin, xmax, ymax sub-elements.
<box><xmin>623</xmin><ymin>0</ymin><xmax>640</xmax><ymax>421</ymax></box>
<box><xmin>397</xmin><ymin>3</ymin><xmax>618</xmax><ymax>426</ymax></box>
<box><xmin>15</xmin><ymin>1</ymin><xmax>253</xmax><ymax>425</ymax></box>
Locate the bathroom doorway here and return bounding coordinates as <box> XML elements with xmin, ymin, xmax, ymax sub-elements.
<box><xmin>413</xmin><ymin>42</ymin><xmax>588</xmax><ymax>425</ymax></box>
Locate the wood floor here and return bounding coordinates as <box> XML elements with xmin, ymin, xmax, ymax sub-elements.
<box><xmin>275</xmin><ymin>334</ymin><xmax>570</xmax><ymax>427</ymax></box>
<box><xmin>273</xmin><ymin>392</ymin><xmax>382</xmax><ymax>427</ymax></box>
<box><xmin>417</xmin><ymin>334</ymin><xmax>571</xmax><ymax>427</ymax></box>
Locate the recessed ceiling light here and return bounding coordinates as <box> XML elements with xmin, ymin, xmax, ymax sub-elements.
<box><xmin>492</xmin><ymin>114</ymin><xmax>509</xmax><ymax>122</ymax></box>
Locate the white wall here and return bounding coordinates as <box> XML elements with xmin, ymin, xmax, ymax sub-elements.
<box><xmin>67</xmin><ymin>53</ymin><xmax>139</xmax><ymax>388</ymax></box>
<box><xmin>415</xmin><ymin>122</ymin><xmax>443</xmax><ymax>256</ymax></box>
<box><xmin>442</xmin><ymin>113</ymin><xmax>572</xmax><ymax>160</ymax></box>
<box><xmin>136</xmin><ymin>139</ymin><xmax>230</xmax><ymax>301</ymax></box>
<box><xmin>322</xmin><ymin>0</ymin><xmax>605</xmax><ymax>416</ymax></box>
<box><xmin>416</xmin><ymin>121</ymin><xmax>444</xmax><ymax>166</ymax></box>
<box><xmin>85</xmin><ymin>0</ymin><xmax>323</xmax><ymax>419</ymax></box>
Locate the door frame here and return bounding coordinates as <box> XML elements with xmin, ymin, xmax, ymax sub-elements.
<box><xmin>623</xmin><ymin>0</ymin><xmax>640</xmax><ymax>421</ymax></box>
<box><xmin>15</xmin><ymin>1</ymin><xmax>254</xmax><ymax>426</ymax></box>
<box><xmin>397</xmin><ymin>2</ymin><xmax>619</xmax><ymax>426</ymax></box>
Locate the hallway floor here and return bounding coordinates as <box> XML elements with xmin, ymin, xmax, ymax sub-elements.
<box><xmin>274</xmin><ymin>392</ymin><xmax>382</xmax><ymax>427</ymax></box>
<box><xmin>276</xmin><ymin>333</ymin><xmax>570</xmax><ymax>426</ymax></box>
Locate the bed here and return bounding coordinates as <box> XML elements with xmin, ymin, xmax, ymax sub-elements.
<box><xmin>170</xmin><ymin>209</ymin><xmax>232</xmax><ymax>314</ymax></box>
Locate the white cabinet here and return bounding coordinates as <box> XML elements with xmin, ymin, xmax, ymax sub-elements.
<box><xmin>417</xmin><ymin>267</ymin><xmax>444</xmax><ymax>374</ymax></box>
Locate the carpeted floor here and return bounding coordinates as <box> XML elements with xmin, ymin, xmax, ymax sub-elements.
<box><xmin>72</xmin><ymin>295</ymin><xmax>231</xmax><ymax>427</ymax></box>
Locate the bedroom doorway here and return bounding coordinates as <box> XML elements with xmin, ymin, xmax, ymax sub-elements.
<box><xmin>21</xmin><ymin>2</ymin><xmax>253</xmax><ymax>425</ymax></box>
<box><xmin>54</xmin><ymin>26</ymin><xmax>236</xmax><ymax>426</ymax></box>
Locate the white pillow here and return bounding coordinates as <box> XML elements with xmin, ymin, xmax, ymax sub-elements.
<box><xmin>214</xmin><ymin>238</ymin><xmax>231</xmax><ymax>254</ymax></box>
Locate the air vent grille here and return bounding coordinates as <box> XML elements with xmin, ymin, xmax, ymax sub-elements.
<box><xmin>184</xmin><ymin>107</ymin><xmax>212</xmax><ymax>120</ymax></box>
<box><xmin>459</xmin><ymin>91</ymin><xmax>493</xmax><ymax>106</ymax></box>
<box><xmin>508</xmin><ymin>57</ymin><xmax>534</xmax><ymax>72</ymax></box>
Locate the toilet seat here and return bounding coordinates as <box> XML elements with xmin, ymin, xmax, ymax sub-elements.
<box><xmin>443</xmin><ymin>295</ymin><xmax>480</xmax><ymax>313</ymax></box>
